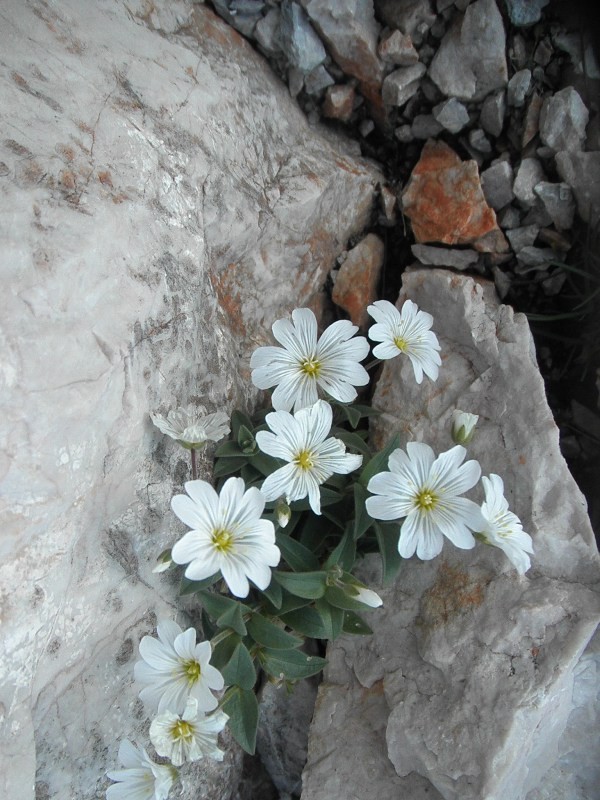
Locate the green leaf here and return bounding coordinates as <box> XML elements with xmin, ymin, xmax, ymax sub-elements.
<box><xmin>324</xmin><ymin>525</ymin><xmax>356</xmax><ymax>572</ymax></box>
<box><xmin>276</xmin><ymin>532</ymin><xmax>320</xmax><ymax>572</ymax></box>
<box><xmin>280</xmin><ymin>606</ymin><xmax>329</xmax><ymax>639</ymax></box>
<box><xmin>199</xmin><ymin>591</ymin><xmax>250</xmax><ymax>621</ymax></box>
<box><xmin>325</xmin><ymin>585</ymin><xmax>372</xmax><ymax>611</ymax></box>
<box><xmin>201</xmin><ymin>608</ymin><xmax>217</xmax><ymax>640</ymax></box>
<box><xmin>350</xmin><ymin>403</ymin><xmax>381</xmax><ymax>420</ymax></box>
<box><xmin>342</xmin><ymin>610</ymin><xmax>373</xmax><ymax>636</ymax></box>
<box><xmin>213</xmin><ymin>456</ymin><xmax>248</xmax><ymax>478</ymax></box>
<box><xmin>260</xmin><ymin>578</ymin><xmax>283</xmax><ymax>609</ymax></box>
<box><xmin>261</xmin><ymin>648</ymin><xmax>327</xmax><ymax>681</ymax></box>
<box><xmin>334</xmin><ymin>430</ymin><xmax>372</xmax><ymax>457</ymax></box>
<box><xmin>221</xmin><ymin>687</ymin><xmax>259</xmax><ymax>754</ymax></box>
<box><xmin>179</xmin><ymin>573</ymin><xmax>221</xmax><ymax>595</ymax></box>
<box><xmin>237</xmin><ymin>424</ymin><xmax>257</xmax><ymax>454</ymax></box>
<box><xmin>250</xmin><ymin>451</ymin><xmax>282</xmax><ymax>477</ymax></box>
<box><xmin>217</xmin><ymin>603</ymin><xmax>247</xmax><ymax>637</ymax></box>
<box><xmin>231</xmin><ymin>410</ymin><xmax>254</xmax><ymax>440</ymax></box>
<box><xmin>210</xmin><ymin>633</ymin><xmax>241</xmax><ymax>671</ymax></box>
<box><xmin>353</xmin><ymin>482</ymin><xmax>374</xmax><ymax>540</ymax></box>
<box><xmin>374</xmin><ymin>522</ymin><xmax>403</xmax><ymax>586</ymax></box>
<box><xmin>274</xmin><ymin>570</ymin><xmax>328</xmax><ymax>599</ymax></box>
<box><xmin>221</xmin><ymin>642</ymin><xmax>256</xmax><ymax>690</ymax></box>
<box><xmin>214</xmin><ymin>441</ymin><xmax>245</xmax><ymax>458</ymax></box>
<box><xmin>263</xmin><ymin>590</ymin><xmax>311</xmax><ymax>616</ymax></box>
<box><xmin>246</xmin><ymin>612</ymin><xmax>303</xmax><ymax>649</ymax></box>
<box><xmin>359</xmin><ymin>433</ymin><xmax>402</xmax><ymax>487</ymax></box>
<box><xmin>314</xmin><ymin>598</ymin><xmax>344</xmax><ymax>640</ymax></box>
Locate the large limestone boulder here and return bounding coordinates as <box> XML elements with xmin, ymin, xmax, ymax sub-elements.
<box><xmin>0</xmin><ymin>2</ymin><xmax>380</xmax><ymax>797</ymax></box>
<box><xmin>302</xmin><ymin>269</ymin><xmax>600</xmax><ymax>800</ymax></box>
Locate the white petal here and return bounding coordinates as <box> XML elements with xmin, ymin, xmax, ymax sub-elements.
<box><xmin>366</xmin><ymin>493</ymin><xmax>406</xmax><ymax>521</ymax></box>
<box><xmin>372</xmin><ymin>341</ymin><xmax>401</xmax><ymax>360</ymax></box>
<box><xmin>156</xmin><ymin>620</ymin><xmax>183</xmax><ymax>650</ymax></box>
<box><xmin>291</xmin><ymin>308</ymin><xmax>319</xmax><ymax>353</ymax></box>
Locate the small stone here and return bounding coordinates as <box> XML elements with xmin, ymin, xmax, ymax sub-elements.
<box><xmin>332</xmin><ymin>233</ymin><xmax>385</xmax><ymax>328</ymax></box>
<box><xmin>481</xmin><ymin>161</ymin><xmax>515</xmax><ymax>210</ymax></box>
<box><xmin>555</xmin><ymin>150</ymin><xmax>600</xmax><ymax>226</ymax></box>
<box><xmin>429</xmin><ymin>0</ymin><xmax>508</xmax><ymax>102</ymax></box>
<box><xmin>522</xmin><ymin>92</ymin><xmax>543</xmax><ymax>148</ymax></box>
<box><xmin>430</xmin><ymin>16</ymin><xmax>446</xmax><ymax>39</ymax></box>
<box><xmin>492</xmin><ymin>265</ymin><xmax>512</xmax><ymax>299</ymax></box>
<box><xmin>522</xmin><ymin>202</ymin><xmax>553</xmax><ymax>228</ymax></box>
<box><xmin>279</xmin><ymin>0</ymin><xmax>327</xmax><ymax>72</ymax></box>
<box><xmin>401</xmin><ymin>139</ymin><xmax>502</xmax><ymax>246</ymax></box>
<box><xmin>506</xmin><ymin>225</ymin><xmax>539</xmax><ymax>253</ymax></box>
<box><xmin>411</xmin><ymin>244</ymin><xmax>479</xmax><ymax>270</ymax></box>
<box><xmin>539</xmin><ymin>87</ymin><xmax>589</xmax><ymax>154</ymax></box>
<box><xmin>377</xmin><ymin>30</ymin><xmax>419</xmax><ymax>65</ymax></box>
<box><xmin>375</xmin><ymin>0</ymin><xmax>436</xmax><ymax>40</ymax></box>
<box><xmin>322</xmin><ymin>84</ymin><xmax>355</xmax><ymax>122</ymax></box>
<box><xmin>533</xmin><ymin>182</ymin><xmax>575</xmax><ymax>231</ymax></box>
<box><xmin>433</xmin><ymin>97</ymin><xmax>470</xmax><ymax>133</ymax></box>
<box><xmin>288</xmin><ymin>66</ymin><xmax>304</xmax><ymax>98</ymax></box>
<box><xmin>395</xmin><ymin>124</ymin><xmax>413</xmax><ymax>142</ymax></box>
<box><xmin>537</xmin><ymin>227</ymin><xmax>571</xmax><ymax>252</ymax></box>
<box><xmin>255</xmin><ymin>8</ymin><xmax>283</xmax><ymax>55</ymax></box>
<box><xmin>497</xmin><ymin>205</ymin><xmax>522</xmax><ymax>229</ymax></box>
<box><xmin>468</xmin><ymin>128</ymin><xmax>492</xmax><ymax>154</ymax></box>
<box><xmin>472</xmin><ymin>227</ymin><xmax>510</xmax><ymax>253</ymax></box>
<box><xmin>516</xmin><ymin>245</ymin><xmax>555</xmax><ymax>269</ymax></box>
<box><xmin>504</xmin><ymin>0</ymin><xmax>549</xmax><ymax>26</ymax></box>
<box><xmin>513</xmin><ymin>157</ymin><xmax>546</xmax><ymax>208</ymax></box>
<box><xmin>382</xmin><ymin>63</ymin><xmax>426</xmax><ymax>107</ymax></box>
<box><xmin>380</xmin><ymin>184</ymin><xmax>397</xmax><ymax>223</ymax></box>
<box><xmin>304</xmin><ymin>65</ymin><xmax>335</xmax><ymax>95</ymax></box>
<box><xmin>421</xmin><ymin>77</ymin><xmax>444</xmax><ymax>104</ymax></box>
<box><xmin>509</xmin><ymin>33</ymin><xmax>528</xmax><ymax>69</ymax></box>
<box><xmin>542</xmin><ymin>271</ymin><xmax>567</xmax><ymax>296</ymax></box>
<box><xmin>507</xmin><ymin>69</ymin><xmax>531</xmax><ymax>107</ymax></box>
<box><xmin>411</xmin><ymin>114</ymin><xmax>443</xmax><ymax>139</ymax></box>
<box><xmin>212</xmin><ymin>0</ymin><xmax>264</xmax><ymax>37</ymax></box>
<box><xmin>480</xmin><ymin>90</ymin><xmax>506</xmax><ymax>137</ymax></box>
<box><xmin>437</xmin><ymin>0</ymin><xmax>455</xmax><ymax>11</ymax></box>
<box><xmin>534</xmin><ymin>38</ymin><xmax>553</xmax><ymax>67</ymax></box>
<box><xmin>360</xmin><ymin>118</ymin><xmax>376</xmax><ymax>137</ymax></box>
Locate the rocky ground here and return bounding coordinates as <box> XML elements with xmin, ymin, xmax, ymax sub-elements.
<box><xmin>208</xmin><ymin>0</ymin><xmax>600</xmax><ymax>538</ymax></box>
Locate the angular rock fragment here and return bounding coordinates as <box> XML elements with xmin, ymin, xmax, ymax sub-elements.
<box><xmin>375</xmin><ymin>0</ymin><xmax>436</xmax><ymax>40</ymax></box>
<box><xmin>507</xmin><ymin>69</ymin><xmax>531</xmax><ymax>107</ymax></box>
<box><xmin>255</xmin><ymin>7</ymin><xmax>283</xmax><ymax>55</ymax></box>
<box><xmin>480</xmin><ymin>89</ymin><xmax>506</xmax><ymax>137</ymax></box>
<box><xmin>522</xmin><ymin>92</ymin><xmax>543</xmax><ymax>148</ymax></box>
<box><xmin>212</xmin><ymin>0</ymin><xmax>265</xmax><ymax>36</ymax></box>
<box><xmin>429</xmin><ymin>0</ymin><xmax>508</xmax><ymax>101</ymax></box>
<box><xmin>332</xmin><ymin>233</ymin><xmax>385</xmax><ymax>327</ymax></box>
<box><xmin>382</xmin><ymin>63</ymin><xmax>426</xmax><ymax>107</ymax></box>
<box><xmin>377</xmin><ymin>29</ymin><xmax>419</xmax><ymax>65</ymax></box>
<box><xmin>303</xmin><ymin>268</ymin><xmax>600</xmax><ymax>800</ymax></box>
<box><xmin>513</xmin><ymin>158</ymin><xmax>546</xmax><ymax>208</ymax></box>
<box><xmin>322</xmin><ymin>84</ymin><xmax>355</xmax><ymax>121</ymax></box>
<box><xmin>411</xmin><ymin>114</ymin><xmax>443</xmax><ymax>139</ymax></box>
<box><xmin>555</xmin><ymin>151</ymin><xmax>600</xmax><ymax>226</ymax></box>
<box><xmin>401</xmin><ymin>140</ymin><xmax>503</xmax><ymax>247</ymax></box>
<box><xmin>305</xmin><ymin>64</ymin><xmax>335</xmax><ymax>95</ymax></box>
<box><xmin>498</xmin><ymin>205</ymin><xmax>522</xmax><ymax>229</ymax></box>
<box><xmin>481</xmin><ymin>160</ymin><xmax>515</xmax><ymax>210</ymax></box>
<box><xmin>533</xmin><ymin>182</ymin><xmax>575</xmax><ymax>231</ymax></box>
<box><xmin>506</xmin><ymin>225</ymin><xmax>540</xmax><ymax>253</ymax></box>
<box><xmin>505</xmin><ymin>0</ymin><xmax>550</xmax><ymax>26</ymax></box>
<box><xmin>433</xmin><ymin>97</ymin><xmax>470</xmax><ymax>133</ymax></box>
<box><xmin>516</xmin><ymin>245</ymin><xmax>556</xmax><ymax>271</ymax></box>
<box><xmin>468</xmin><ymin>128</ymin><xmax>492</xmax><ymax>154</ymax></box>
<box><xmin>539</xmin><ymin>87</ymin><xmax>589</xmax><ymax>154</ymax></box>
<box><xmin>279</xmin><ymin>0</ymin><xmax>327</xmax><ymax>72</ymax></box>
<box><xmin>411</xmin><ymin>244</ymin><xmax>479</xmax><ymax>269</ymax></box>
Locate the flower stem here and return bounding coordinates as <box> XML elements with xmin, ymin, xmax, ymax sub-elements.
<box><xmin>191</xmin><ymin>448</ymin><xmax>197</xmax><ymax>480</ymax></box>
<box><xmin>364</xmin><ymin>357</ymin><xmax>382</xmax><ymax>371</ymax></box>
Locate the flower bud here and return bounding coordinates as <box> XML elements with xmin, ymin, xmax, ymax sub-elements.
<box><xmin>451</xmin><ymin>410</ymin><xmax>479</xmax><ymax>445</ymax></box>
<box><xmin>353</xmin><ymin>586</ymin><xmax>383</xmax><ymax>608</ymax></box>
<box><xmin>275</xmin><ymin>498</ymin><xmax>291</xmax><ymax>528</ymax></box>
<box><xmin>152</xmin><ymin>549</ymin><xmax>173</xmax><ymax>573</ymax></box>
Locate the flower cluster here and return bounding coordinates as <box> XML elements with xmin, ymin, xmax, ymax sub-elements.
<box><xmin>108</xmin><ymin>298</ymin><xmax>534</xmax><ymax>798</ymax></box>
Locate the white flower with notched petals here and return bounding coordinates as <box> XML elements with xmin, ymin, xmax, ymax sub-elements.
<box><xmin>151</xmin><ymin>405</ymin><xmax>230</xmax><ymax>449</ymax></box>
<box><xmin>366</xmin><ymin>442</ymin><xmax>483</xmax><ymax>560</ymax></box>
<box><xmin>134</xmin><ymin>620</ymin><xmax>224</xmax><ymax>715</ymax></box>
<box><xmin>367</xmin><ymin>299</ymin><xmax>441</xmax><ymax>383</ymax></box>
<box><xmin>250</xmin><ymin>308</ymin><xmax>370</xmax><ymax>412</ymax></box>
<box><xmin>170</xmin><ymin>477</ymin><xmax>280</xmax><ymax>598</ymax></box>
<box><xmin>150</xmin><ymin>699</ymin><xmax>228</xmax><ymax>767</ymax></box>
<box><xmin>256</xmin><ymin>400</ymin><xmax>362</xmax><ymax>515</ymax></box>
<box><xmin>106</xmin><ymin>739</ymin><xmax>176</xmax><ymax>800</ymax></box>
<box><xmin>478</xmin><ymin>474</ymin><xmax>534</xmax><ymax>575</ymax></box>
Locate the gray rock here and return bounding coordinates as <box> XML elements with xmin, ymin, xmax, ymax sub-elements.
<box><xmin>533</xmin><ymin>182</ymin><xmax>576</xmax><ymax>231</ymax></box>
<box><xmin>481</xmin><ymin>161</ymin><xmax>515</xmax><ymax>210</ymax></box>
<box><xmin>507</xmin><ymin>68</ymin><xmax>531</xmax><ymax>107</ymax></box>
<box><xmin>411</xmin><ymin>244</ymin><xmax>479</xmax><ymax>269</ymax></box>
<box><xmin>302</xmin><ymin>268</ymin><xmax>600</xmax><ymax>800</ymax></box>
<box><xmin>517</xmin><ymin>245</ymin><xmax>556</xmax><ymax>269</ymax></box>
<box><xmin>375</xmin><ymin>0</ymin><xmax>437</xmax><ymax>40</ymax></box>
<box><xmin>534</xmin><ymin>38</ymin><xmax>553</xmax><ymax>67</ymax></box>
<box><xmin>506</xmin><ymin>225</ymin><xmax>540</xmax><ymax>253</ymax></box>
<box><xmin>539</xmin><ymin>87</ymin><xmax>589</xmax><ymax>154</ymax></box>
<box><xmin>288</xmin><ymin>66</ymin><xmax>305</xmax><ymax>97</ymax></box>
<box><xmin>429</xmin><ymin>0</ymin><xmax>508</xmax><ymax>102</ymax></box>
<box><xmin>378</xmin><ymin>29</ymin><xmax>419</xmax><ymax>65</ymax></box>
<box><xmin>360</xmin><ymin>118</ymin><xmax>376</xmax><ymax>138</ymax></box>
<box><xmin>504</xmin><ymin>0</ymin><xmax>549</xmax><ymax>26</ymax></box>
<box><xmin>513</xmin><ymin>158</ymin><xmax>546</xmax><ymax>208</ymax></box>
<box><xmin>555</xmin><ymin>151</ymin><xmax>600</xmax><ymax>226</ymax></box>
<box><xmin>0</xmin><ymin>3</ymin><xmax>382</xmax><ymax>797</ymax></box>
<box><xmin>382</xmin><ymin>63</ymin><xmax>426</xmax><ymax>107</ymax></box>
<box><xmin>279</xmin><ymin>0</ymin><xmax>327</xmax><ymax>72</ymax></box>
<box><xmin>395</xmin><ymin>124</ymin><xmax>414</xmax><ymax>142</ymax></box>
<box><xmin>212</xmin><ymin>0</ymin><xmax>265</xmax><ymax>36</ymax></box>
<box><xmin>255</xmin><ymin>7</ymin><xmax>283</xmax><ymax>55</ymax></box>
<box><xmin>411</xmin><ymin>114</ymin><xmax>443</xmax><ymax>139</ymax></box>
<box><xmin>433</xmin><ymin>97</ymin><xmax>470</xmax><ymax>133</ymax></box>
<box><xmin>498</xmin><ymin>205</ymin><xmax>522</xmax><ymax>229</ymax></box>
<box><xmin>492</xmin><ymin>264</ymin><xmax>512</xmax><ymax>299</ymax></box>
<box><xmin>304</xmin><ymin>64</ymin><xmax>335</xmax><ymax>95</ymax></box>
<box><xmin>480</xmin><ymin>89</ymin><xmax>506</xmax><ymax>137</ymax></box>
<box><xmin>468</xmin><ymin>128</ymin><xmax>492</xmax><ymax>153</ymax></box>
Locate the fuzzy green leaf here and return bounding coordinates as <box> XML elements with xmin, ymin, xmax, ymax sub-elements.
<box><xmin>210</xmin><ymin>633</ymin><xmax>241</xmax><ymax>671</ymax></box>
<box><xmin>276</xmin><ymin>532</ymin><xmax>320</xmax><ymax>572</ymax></box>
<box><xmin>342</xmin><ymin>610</ymin><xmax>373</xmax><ymax>636</ymax></box>
<box><xmin>213</xmin><ymin>456</ymin><xmax>249</xmax><ymax>478</ymax></box>
<box><xmin>221</xmin><ymin>642</ymin><xmax>256</xmax><ymax>690</ymax></box>
<box><xmin>217</xmin><ymin>603</ymin><xmax>247</xmax><ymax>637</ymax></box>
<box><xmin>280</xmin><ymin>606</ymin><xmax>329</xmax><ymax>639</ymax></box>
<box><xmin>250</xmin><ymin>451</ymin><xmax>282</xmax><ymax>477</ymax></box>
<box><xmin>179</xmin><ymin>573</ymin><xmax>220</xmax><ymax>595</ymax></box>
<box><xmin>221</xmin><ymin>687</ymin><xmax>259</xmax><ymax>754</ymax></box>
<box><xmin>231</xmin><ymin>410</ymin><xmax>254</xmax><ymax>440</ymax></box>
<box><xmin>274</xmin><ymin>570</ymin><xmax>328</xmax><ymax>599</ymax></box>
<box><xmin>374</xmin><ymin>522</ymin><xmax>403</xmax><ymax>586</ymax></box>
<box><xmin>246</xmin><ymin>613</ymin><xmax>303</xmax><ymax>650</ymax></box>
<box><xmin>323</xmin><ymin>525</ymin><xmax>356</xmax><ymax>572</ymax></box>
<box><xmin>314</xmin><ymin>598</ymin><xmax>344</xmax><ymax>640</ymax></box>
<box><xmin>353</xmin><ymin>482</ymin><xmax>374</xmax><ymax>540</ymax></box>
<box><xmin>261</xmin><ymin>648</ymin><xmax>327</xmax><ymax>681</ymax></box>
<box><xmin>199</xmin><ymin>591</ymin><xmax>250</xmax><ymax>621</ymax></box>
<box><xmin>334</xmin><ymin>430</ymin><xmax>372</xmax><ymax>457</ymax></box>
<box><xmin>214</xmin><ymin>441</ymin><xmax>245</xmax><ymax>458</ymax></box>
<box><xmin>260</xmin><ymin>578</ymin><xmax>283</xmax><ymax>609</ymax></box>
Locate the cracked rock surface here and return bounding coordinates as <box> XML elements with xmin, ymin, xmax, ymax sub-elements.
<box><xmin>0</xmin><ymin>2</ymin><xmax>381</xmax><ymax>798</ymax></box>
<box><xmin>301</xmin><ymin>269</ymin><xmax>600</xmax><ymax>800</ymax></box>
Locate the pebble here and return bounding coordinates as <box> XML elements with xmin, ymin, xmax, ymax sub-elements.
<box><xmin>395</xmin><ymin>124</ymin><xmax>413</xmax><ymax>142</ymax></box>
<box><xmin>516</xmin><ymin>245</ymin><xmax>556</xmax><ymax>269</ymax></box>
<box><xmin>411</xmin><ymin>114</ymin><xmax>443</xmax><ymax>139</ymax></box>
<box><xmin>411</xmin><ymin>244</ymin><xmax>480</xmax><ymax>270</ymax></box>
<box><xmin>507</xmin><ymin>69</ymin><xmax>531</xmax><ymax>107</ymax></box>
<box><xmin>504</xmin><ymin>0</ymin><xmax>549</xmax><ymax>27</ymax></box>
<box><xmin>377</xmin><ymin>30</ymin><xmax>419</xmax><ymax>65</ymax></box>
<box><xmin>255</xmin><ymin>7</ymin><xmax>283</xmax><ymax>55</ymax></box>
<box><xmin>280</xmin><ymin>0</ymin><xmax>327</xmax><ymax>72</ymax></box>
<box><xmin>521</xmin><ymin>92</ymin><xmax>543</xmax><ymax>148</ymax></box>
<box><xmin>468</xmin><ymin>128</ymin><xmax>492</xmax><ymax>154</ymax></box>
<box><xmin>539</xmin><ymin>87</ymin><xmax>589</xmax><ymax>154</ymax></box>
<box><xmin>382</xmin><ymin>63</ymin><xmax>426</xmax><ymax>107</ymax></box>
<box><xmin>359</xmin><ymin>118</ymin><xmax>375</xmax><ymax>137</ymax></box>
<box><xmin>304</xmin><ymin>65</ymin><xmax>335</xmax><ymax>95</ymax></box>
<box><xmin>533</xmin><ymin>182</ymin><xmax>576</xmax><ymax>231</ymax></box>
<box><xmin>481</xmin><ymin>161</ymin><xmax>515</xmax><ymax>210</ymax></box>
<box><xmin>331</xmin><ymin>233</ymin><xmax>384</xmax><ymax>328</ymax></box>
<box><xmin>322</xmin><ymin>84</ymin><xmax>355</xmax><ymax>122</ymax></box>
<box><xmin>376</xmin><ymin>0</ymin><xmax>436</xmax><ymax>40</ymax></box>
<box><xmin>433</xmin><ymin>97</ymin><xmax>470</xmax><ymax>133</ymax></box>
<box><xmin>534</xmin><ymin>38</ymin><xmax>553</xmax><ymax>67</ymax></box>
<box><xmin>555</xmin><ymin>150</ymin><xmax>600</xmax><ymax>226</ymax></box>
<box><xmin>497</xmin><ymin>205</ymin><xmax>522</xmax><ymax>229</ymax></box>
<box><xmin>513</xmin><ymin>157</ymin><xmax>546</xmax><ymax>208</ymax></box>
<box><xmin>380</xmin><ymin>184</ymin><xmax>397</xmax><ymax>224</ymax></box>
<box><xmin>506</xmin><ymin>225</ymin><xmax>539</xmax><ymax>253</ymax></box>
<box><xmin>479</xmin><ymin>90</ymin><xmax>506</xmax><ymax>137</ymax></box>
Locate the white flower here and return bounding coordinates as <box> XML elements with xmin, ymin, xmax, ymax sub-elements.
<box><xmin>255</xmin><ymin>400</ymin><xmax>363</xmax><ymax>515</ymax></box>
<box><xmin>366</xmin><ymin>442</ymin><xmax>484</xmax><ymax>560</ymax></box>
<box><xmin>451</xmin><ymin>410</ymin><xmax>479</xmax><ymax>445</ymax></box>
<box><xmin>134</xmin><ymin>620</ymin><xmax>224</xmax><ymax>715</ymax></box>
<box><xmin>151</xmin><ymin>405</ymin><xmax>230</xmax><ymax>449</ymax></box>
<box><xmin>171</xmin><ymin>477</ymin><xmax>280</xmax><ymax>598</ymax></box>
<box><xmin>106</xmin><ymin>739</ymin><xmax>176</xmax><ymax>800</ymax></box>
<box><xmin>478</xmin><ymin>474</ymin><xmax>534</xmax><ymax>575</ymax></box>
<box><xmin>150</xmin><ymin>699</ymin><xmax>229</xmax><ymax>767</ymax></box>
<box><xmin>351</xmin><ymin>586</ymin><xmax>383</xmax><ymax>608</ymax></box>
<box><xmin>250</xmin><ymin>308</ymin><xmax>370</xmax><ymax>412</ymax></box>
<box><xmin>367</xmin><ymin>299</ymin><xmax>441</xmax><ymax>383</ymax></box>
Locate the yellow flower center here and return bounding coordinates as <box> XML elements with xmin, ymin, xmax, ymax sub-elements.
<box><xmin>211</xmin><ymin>528</ymin><xmax>234</xmax><ymax>553</ymax></box>
<box><xmin>294</xmin><ymin>450</ymin><xmax>314</xmax><ymax>470</ymax></box>
<box><xmin>414</xmin><ymin>488</ymin><xmax>438</xmax><ymax>512</ymax></box>
<box><xmin>300</xmin><ymin>358</ymin><xmax>321</xmax><ymax>377</ymax></box>
<box><xmin>171</xmin><ymin>719</ymin><xmax>194</xmax><ymax>741</ymax></box>
<box><xmin>182</xmin><ymin>658</ymin><xmax>201</xmax><ymax>685</ymax></box>
<box><xmin>393</xmin><ymin>336</ymin><xmax>408</xmax><ymax>352</ymax></box>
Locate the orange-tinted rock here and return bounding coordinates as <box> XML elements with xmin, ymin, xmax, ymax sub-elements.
<box><xmin>323</xmin><ymin>84</ymin><xmax>355</xmax><ymax>123</ymax></box>
<box><xmin>332</xmin><ymin>233</ymin><xmax>384</xmax><ymax>327</ymax></box>
<box><xmin>401</xmin><ymin>140</ymin><xmax>503</xmax><ymax>248</ymax></box>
